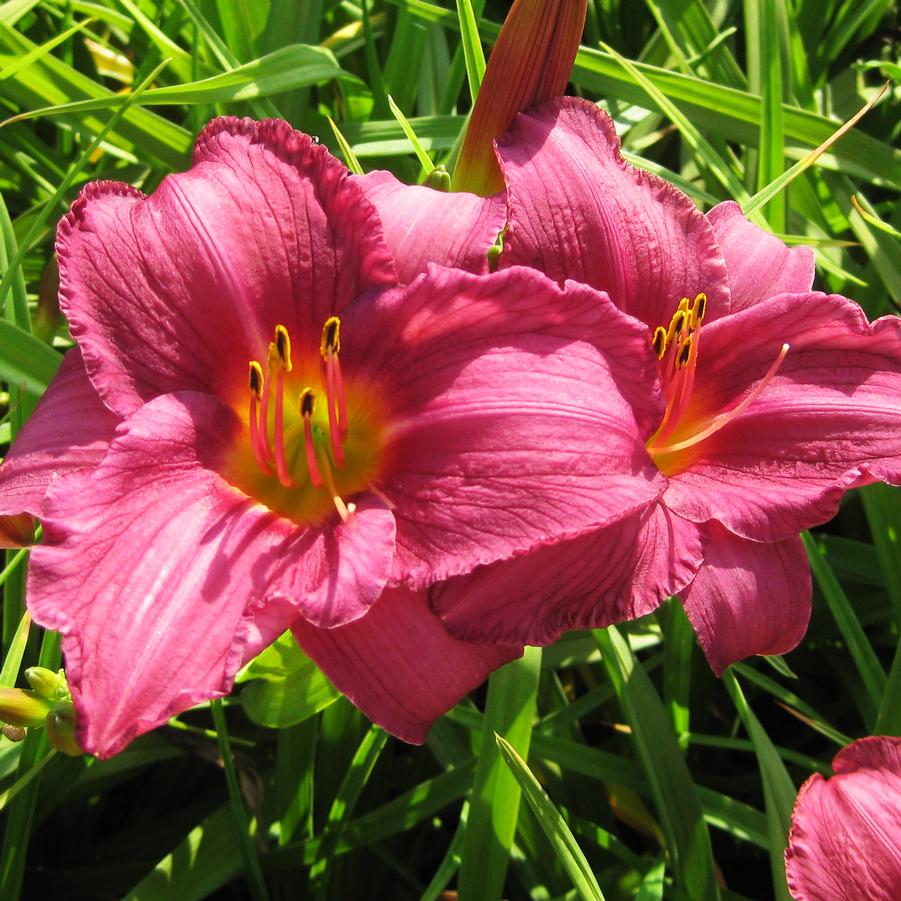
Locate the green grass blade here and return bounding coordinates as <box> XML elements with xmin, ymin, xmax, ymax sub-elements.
<box><xmin>0</xmin><ymin>16</ymin><xmax>91</xmax><ymax>84</ymax></box>
<box><xmin>803</xmin><ymin>531</ymin><xmax>887</xmax><ymax>720</ymax></box>
<box><xmin>744</xmin><ymin>83</ymin><xmax>890</xmax><ymax>215</ymax></box>
<box><xmin>457</xmin><ymin>646</ymin><xmax>541</xmax><ymax>900</ymax></box>
<box><xmin>0</xmin><ymin>611</ymin><xmax>30</xmax><ymax>688</ymax></box>
<box><xmin>210</xmin><ymin>699</ymin><xmax>269</xmax><ymax>901</ymax></box>
<box><xmin>723</xmin><ymin>671</ymin><xmax>795</xmax><ymax>901</ymax></box>
<box><xmin>123</xmin><ymin>803</ymin><xmax>244</xmax><ymax>901</ymax></box>
<box><xmin>0</xmin><ymin>320</ymin><xmax>59</xmax><ymax>393</ymax></box>
<box><xmin>327</xmin><ymin>116</ymin><xmax>365</xmax><ymax>174</ymax></box>
<box><xmin>309</xmin><ymin>724</ymin><xmax>388</xmax><ymax>897</ymax></box>
<box><xmin>594</xmin><ymin>626</ymin><xmax>719</xmax><ymax>900</ymax></box>
<box><xmin>0</xmin><ymin>20</ymin><xmax>191</xmax><ymax>167</ymax></box>
<box><xmin>0</xmin><ymin>57</ymin><xmax>171</xmax><ymax>312</ymax></box>
<box><xmin>496</xmin><ymin>733</ymin><xmax>606</xmax><ymax>901</ymax></box>
<box><xmin>598</xmin><ymin>40</ymin><xmax>753</xmax><ymax>214</ymax></box>
<box><xmin>387</xmin><ymin>93</ymin><xmax>433</xmax><ymax>175</ymax></box>
<box><xmin>746</xmin><ymin>0</ymin><xmax>787</xmax><ymax>229</ymax></box>
<box><xmin>455</xmin><ymin>0</ymin><xmax>485</xmax><ymax>102</ymax></box>
<box><xmin>5</xmin><ymin>45</ymin><xmax>344</xmax><ymax>120</ymax></box>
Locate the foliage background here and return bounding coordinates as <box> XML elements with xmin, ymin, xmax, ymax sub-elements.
<box><xmin>0</xmin><ymin>1</ymin><xmax>898</xmax><ymax>899</ymax></box>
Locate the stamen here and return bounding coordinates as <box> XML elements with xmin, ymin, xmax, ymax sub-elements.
<box><xmin>692</xmin><ymin>293</ymin><xmax>707</xmax><ymax>326</ymax></box>
<box><xmin>257</xmin><ymin>342</ymin><xmax>280</xmax><ymax>464</ymax></box>
<box><xmin>652</xmin><ymin>343</ymin><xmax>790</xmax><ymax>455</ymax></box>
<box><xmin>300</xmin><ymin>389</ymin><xmax>323</xmax><ymax>488</ymax></box>
<box><xmin>675</xmin><ymin>335</ymin><xmax>693</xmax><ymax>369</ymax></box>
<box><xmin>320</xmin><ymin>316</ymin><xmax>349</xmax><ymax>458</ymax></box>
<box><xmin>273</xmin><ymin>367</ymin><xmax>292</xmax><ymax>487</ymax></box>
<box><xmin>248</xmin><ymin>361</ymin><xmax>273</xmax><ymax>474</ymax></box>
<box><xmin>320</xmin><ymin>316</ymin><xmax>341</xmax><ymax>359</ymax></box>
<box><xmin>652</xmin><ymin>327</ymin><xmax>668</xmax><ymax>360</ymax></box>
<box><xmin>274</xmin><ymin>324</ymin><xmax>293</xmax><ymax>371</ymax></box>
<box><xmin>667</xmin><ymin>308</ymin><xmax>688</xmax><ymax>343</ymax></box>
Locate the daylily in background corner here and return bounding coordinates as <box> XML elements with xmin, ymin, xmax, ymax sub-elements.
<box><xmin>785</xmin><ymin>735</ymin><xmax>901</xmax><ymax>900</ymax></box>
<box><xmin>0</xmin><ymin>117</ymin><xmax>665</xmax><ymax>756</ymax></box>
<box><xmin>431</xmin><ymin>98</ymin><xmax>901</xmax><ymax>671</ymax></box>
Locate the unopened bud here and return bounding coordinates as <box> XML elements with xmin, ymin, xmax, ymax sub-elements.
<box><xmin>45</xmin><ymin>702</ymin><xmax>80</xmax><ymax>756</ymax></box>
<box><xmin>424</xmin><ymin>165</ymin><xmax>452</xmax><ymax>192</ymax></box>
<box><xmin>24</xmin><ymin>667</ymin><xmax>70</xmax><ymax>703</ymax></box>
<box><xmin>0</xmin><ymin>688</ymin><xmax>53</xmax><ymax>728</ymax></box>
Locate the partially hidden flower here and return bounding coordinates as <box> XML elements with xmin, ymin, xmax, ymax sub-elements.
<box><xmin>373</xmin><ymin>97</ymin><xmax>901</xmax><ymax>671</ymax></box>
<box><xmin>0</xmin><ymin>117</ymin><xmax>665</xmax><ymax>756</ymax></box>
<box><xmin>785</xmin><ymin>735</ymin><xmax>901</xmax><ymax>900</ymax></box>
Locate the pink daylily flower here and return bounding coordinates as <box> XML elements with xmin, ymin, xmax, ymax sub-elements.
<box><xmin>396</xmin><ymin>97</ymin><xmax>901</xmax><ymax>670</ymax></box>
<box><xmin>785</xmin><ymin>735</ymin><xmax>901</xmax><ymax>900</ymax></box>
<box><xmin>0</xmin><ymin>117</ymin><xmax>664</xmax><ymax>756</ymax></box>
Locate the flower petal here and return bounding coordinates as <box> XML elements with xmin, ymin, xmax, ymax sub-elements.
<box><xmin>0</xmin><ymin>348</ymin><xmax>118</xmax><ymax>546</ymax></box>
<box><xmin>293</xmin><ymin>587</ymin><xmax>522</xmax><ymax>743</ymax></box>
<box><xmin>680</xmin><ymin>524</ymin><xmax>810</xmax><ymax>676</ymax></box>
<box><xmin>785</xmin><ymin>736</ymin><xmax>901</xmax><ymax>901</ymax></box>
<box><xmin>345</xmin><ymin>264</ymin><xmax>665</xmax><ymax>588</ymax></box>
<box><xmin>58</xmin><ymin>118</ymin><xmax>396</xmax><ymax>417</ymax></box>
<box><xmin>497</xmin><ymin>97</ymin><xmax>730</xmax><ymax>330</ymax></box>
<box><xmin>708</xmin><ymin>201</ymin><xmax>815</xmax><ymax>312</ymax></box>
<box><xmin>27</xmin><ymin>391</ymin><xmax>388</xmax><ymax>757</ymax></box>
<box><xmin>431</xmin><ymin>502</ymin><xmax>703</xmax><ymax>645</ymax></box>
<box><xmin>266</xmin><ymin>493</ymin><xmax>396</xmax><ymax>629</ymax></box>
<box><xmin>357</xmin><ymin>170</ymin><xmax>506</xmax><ymax>283</ymax></box>
<box><xmin>663</xmin><ymin>293</ymin><xmax>901</xmax><ymax>541</ymax></box>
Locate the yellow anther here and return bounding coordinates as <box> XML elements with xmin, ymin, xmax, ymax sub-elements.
<box><xmin>274</xmin><ymin>325</ymin><xmax>293</xmax><ymax>371</ymax></box>
<box><xmin>300</xmin><ymin>387</ymin><xmax>315</xmax><ymax>417</ymax></box>
<box><xmin>677</xmin><ymin>297</ymin><xmax>690</xmax><ymax>313</ymax></box>
<box><xmin>248</xmin><ymin>361</ymin><xmax>264</xmax><ymax>398</ymax></box>
<box><xmin>667</xmin><ymin>309</ymin><xmax>687</xmax><ymax>343</ymax></box>
<box><xmin>652</xmin><ymin>326</ymin><xmax>668</xmax><ymax>360</ymax></box>
<box><xmin>320</xmin><ymin>316</ymin><xmax>341</xmax><ymax>359</ymax></box>
<box><xmin>675</xmin><ymin>335</ymin><xmax>693</xmax><ymax>369</ymax></box>
<box><xmin>691</xmin><ymin>293</ymin><xmax>707</xmax><ymax>327</ymax></box>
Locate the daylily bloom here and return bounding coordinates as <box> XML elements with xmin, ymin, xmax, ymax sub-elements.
<box><xmin>0</xmin><ymin>116</ymin><xmax>666</xmax><ymax>756</ymax></box>
<box><xmin>407</xmin><ymin>97</ymin><xmax>900</xmax><ymax>671</ymax></box>
<box><xmin>784</xmin><ymin>736</ymin><xmax>901</xmax><ymax>900</ymax></box>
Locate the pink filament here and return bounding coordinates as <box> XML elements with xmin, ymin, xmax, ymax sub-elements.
<box><xmin>653</xmin><ymin>343</ymin><xmax>790</xmax><ymax>455</ymax></box>
<box><xmin>273</xmin><ymin>370</ymin><xmax>293</xmax><ymax>487</ymax></box>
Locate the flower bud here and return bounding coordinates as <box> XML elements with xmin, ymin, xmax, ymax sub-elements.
<box><xmin>24</xmin><ymin>667</ymin><xmax>70</xmax><ymax>703</ymax></box>
<box><xmin>0</xmin><ymin>688</ymin><xmax>53</xmax><ymax>728</ymax></box>
<box><xmin>424</xmin><ymin>165</ymin><xmax>452</xmax><ymax>192</ymax></box>
<box><xmin>45</xmin><ymin>702</ymin><xmax>81</xmax><ymax>756</ymax></box>
<box><xmin>454</xmin><ymin>0</ymin><xmax>587</xmax><ymax>196</ymax></box>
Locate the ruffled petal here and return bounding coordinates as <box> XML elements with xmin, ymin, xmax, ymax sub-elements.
<box><xmin>27</xmin><ymin>391</ymin><xmax>389</xmax><ymax>757</ymax></box>
<box><xmin>57</xmin><ymin>118</ymin><xmax>396</xmax><ymax>417</ymax></box>
<box><xmin>680</xmin><ymin>525</ymin><xmax>810</xmax><ymax>676</ymax></box>
<box><xmin>357</xmin><ymin>170</ymin><xmax>506</xmax><ymax>283</ymax></box>
<box><xmin>785</xmin><ymin>736</ymin><xmax>901</xmax><ymax>901</ymax></box>
<box><xmin>0</xmin><ymin>348</ymin><xmax>118</xmax><ymax>546</ymax></box>
<box><xmin>431</xmin><ymin>502</ymin><xmax>702</xmax><ymax>645</ymax></box>
<box><xmin>293</xmin><ymin>587</ymin><xmax>522</xmax><ymax>743</ymax></box>
<box><xmin>265</xmin><ymin>493</ymin><xmax>396</xmax><ymax>629</ymax></box>
<box><xmin>497</xmin><ymin>96</ymin><xmax>730</xmax><ymax>331</ymax></box>
<box><xmin>663</xmin><ymin>293</ymin><xmax>901</xmax><ymax>541</ymax></box>
<box><xmin>708</xmin><ymin>201</ymin><xmax>815</xmax><ymax>312</ymax></box>
<box><xmin>345</xmin><ymin>264</ymin><xmax>665</xmax><ymax>588</ymax></box>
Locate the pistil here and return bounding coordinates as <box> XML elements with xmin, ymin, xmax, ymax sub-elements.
<box><xmin>651</xmin><ymin>343</ymin><xmax>790</xmax><ymax>455</ymax></box>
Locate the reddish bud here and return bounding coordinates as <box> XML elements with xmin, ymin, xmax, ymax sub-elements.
<box><xmin>454</xmin><ymin>0</ymin><xmax>587</xmax><ymax>196</ymax></box>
